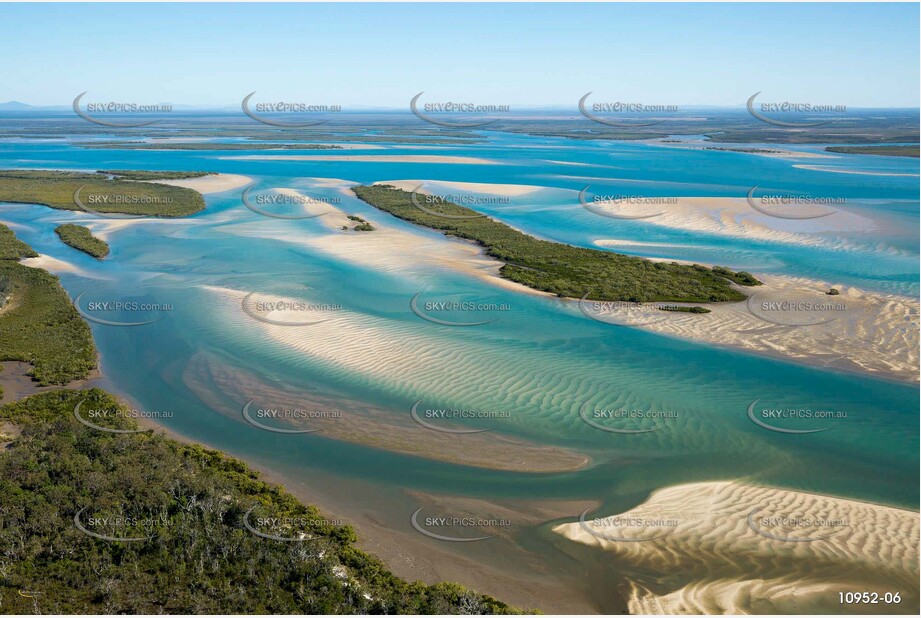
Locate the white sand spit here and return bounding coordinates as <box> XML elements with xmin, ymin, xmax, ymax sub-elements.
<box><xmin>149</xmin><ymin>173</ymin><xmax>251</xmax><ymax>194</ymax></box>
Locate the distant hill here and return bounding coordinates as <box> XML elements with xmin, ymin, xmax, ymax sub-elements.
<box><xmin>0</xmin><ymin>100</ymin><xmax>39</xmax><ymax>110</ymax></box>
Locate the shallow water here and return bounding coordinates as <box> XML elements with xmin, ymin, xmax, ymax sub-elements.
<box><xmin>1</xmin><ymin>133</ymin><xmax>917</xmax><ymax>610</ymax></box>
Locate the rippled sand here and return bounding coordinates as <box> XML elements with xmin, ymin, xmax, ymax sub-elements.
<box><xmin>185</xmin><ymin>302</ymin><xmax>590</xmax><ymax>473</ymax></box>
<box><xmin>553</xmin><ymin>481</ymin><xmax>919</xmax><ymax>614</ymax></box>
<box><xmin>577</xmin><ymin>272</ymin><xmax>919</xmax><ymax>383</ymax></box>
<box><xmin>590</xmin><ymin>196</ymin><xmax>879</xmax><ymax>250</ymax></box>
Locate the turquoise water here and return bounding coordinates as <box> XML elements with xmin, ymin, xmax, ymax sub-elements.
<box><xmin>0</xmin><ymin>135</ymin><xmax>918</xmax><ymax>596</ymax></box>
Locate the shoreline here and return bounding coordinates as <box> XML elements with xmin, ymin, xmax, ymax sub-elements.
<box><xmin>93</xmin><ymin>378</ymin><xmax>604</xmax><ymax>614</ymax></box>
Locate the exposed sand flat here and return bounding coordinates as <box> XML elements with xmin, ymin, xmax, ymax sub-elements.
<box><xmin>374</xmin><ymin>179</ymin><xmax>546</xmax><ymax>197</ymax></box>
<box><xmin>188</xmin><ymin>297</ymin><xmax>589</xmax><ymax>473</ymax></box>
<box><xmin>299</xmin><ymin>177</ymin><xmax>359</xmax><ymax>188</ymax></box>
<box><xmin>590</xmin><ymin>196</ymin><xmax>878</xmax><ymax>250</ymax></box>
<box><xmin>553</xmin><ymin>481</ymin><xmax>919</xmax><ymax>614</ymax></box>
<box><xmin>793</xmin><ymin>164</ymin><xmax>920</xmax><ymax>177</ymax></box>
<box><xmin>247</xmin><ymin>188</ymin><xmax>507</xmax><ymax>283</ymax></box>
<box><xmin>575</xmin><ymin>272</ymin><xmax>919</xmax><ymax>382</ymax></box>
<box><xmin>20</xmin><ymin>253</ymin><xmax>92</xmax><ymax>276</ymax></box>
<box><xmin>148</xmin><ymin>173</ymin><xmax>251</xmax><ymax>194</ymax></box>
<box><xmin>221</xmin><ymin>154</ymin><xmax>497</xmax><ymax>165</ymax></box>
<box><xmin>273</xmin><ymin>188</ymin><xmax>353</xmax><ymax>226</ymax></box>
<box><xmin>235</xmin><ymin>189</ymin><xmax>917</xmax><ymax>381</ymax></box>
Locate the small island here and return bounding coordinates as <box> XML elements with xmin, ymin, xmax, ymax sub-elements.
<box><xmin>352</xmin><ymin>184</ymin><xmax>760</xmax><ymax>304</ymax></box>
<box><xmin>55</xmin><ymin>223</ymin><xmax>109</xmax><ymax>258</ymax></box>
<box><xmin>825</xmin><ymin>145</ymin><xmax>919</xmax><ymax>158</ymax></box>
<box><xmin>0</xmin><ymin>169</ymin><xmax>211</xmax><ymax>216</ymax></box>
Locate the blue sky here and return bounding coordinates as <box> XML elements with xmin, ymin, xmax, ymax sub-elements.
<box><xmin>2</xmin><ymin>2</ymin><xmax>918</xmax><ymax>108</ymax></box>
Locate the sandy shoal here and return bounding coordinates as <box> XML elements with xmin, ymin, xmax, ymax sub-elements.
<box><xmin>794</xmin><ymin>164</ymin><xmax>920</xmax><ymax>177</ymax></box>
<box><xmin>149</xmin><ymin>173</ymin><xmax>251</xmax><ymax>194</ymax></box>
<box><xmin>191</xmin><ymin>292</ymin><xmax>588</xmax><ymax>474</ymax></box>
<box><xmin>221</xmin><ymin>154</ymin><xmax>497</xmax><ymax>165</ymax></box>
<box><xmin>576</xmin><ymin>272</ymin><xmax>919</xmax><ymax>383</ymax></box>
<box><xmin>20</xmin><ymin>253</ymin><xmax>92</xmax><ymax>276</ymax></box>
<box><xmin>374</xmin><ymin>179</ymin><xmax>545</xmax><ymax>197</ymax></box>
<box><xmin>264</xmin><ymin>188</ymin><xmax>508</xmax><ymax>282</ymax></box>
<box><xmin>244</xmin><ymin>188</ymin><xmax>917</xmax><ymax>382</ymax></box>
<box><xmin>589</xmin><ymin>196</ymin><xmax>877</xmax><ymax>249</ymax></box>
<box><xmin>553</xmin><ymin>480</ymin><xmax>919</xmax><ymax>614</ymax></box>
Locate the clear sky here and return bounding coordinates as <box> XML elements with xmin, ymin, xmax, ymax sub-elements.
<box><xmin>2</xmin><ymin>2</ymin><xmax>918</xmax><ymax>108</ymax></box>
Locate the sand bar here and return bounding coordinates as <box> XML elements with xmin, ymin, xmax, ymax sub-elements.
<box><xmin>221</xmin><ymin>154</ymin><xmax>497</xmax><ymax>165</ymax></box>
<box><xmin>554</xmin><ymin>480</ymin><xmax>919</xmax><ymax>614</ymax></box>
<box><xmin>149</xmin><ymin>172</ymin><xmax>251</xmax><ymax>194</ymax></box>
<box><xmin>575</xmin><ymin>272</ymin><xmax>919</xmax><ymax>382</ymax></box>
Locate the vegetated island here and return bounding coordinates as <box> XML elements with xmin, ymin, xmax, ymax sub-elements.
<box><xmin>55</xmin><ymin>223</ymin><xmax>109</xmax><ymax>258</ymax></box>
<box><xmin>346</xmin><ymin>214</ymin><xmax>375</xmax><ymax>232</ymax></box>
<box><xmin>0</xmin><ymin>169</ymin><xmax>210</xmax><ymax>216</ymax></box>
<box><xmin>825</xmin><ymin>145</ymin><xmax>920</xmax><ymax>158</ymax></box>
<box><xmin>352</xmin><ymin>185</ymin><xmax>760</xmax><ymax>303</ymax></box>
<box><xmin>0</xmin><ymin>225</ymin><xmax>523</xmax><ymax>614</ymax></box>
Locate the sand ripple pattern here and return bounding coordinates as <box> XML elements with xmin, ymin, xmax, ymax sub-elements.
<box><xmin>554</xmin><ymin>481</ymin><xmax>919</xmax><ymax>614</ymax></box>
